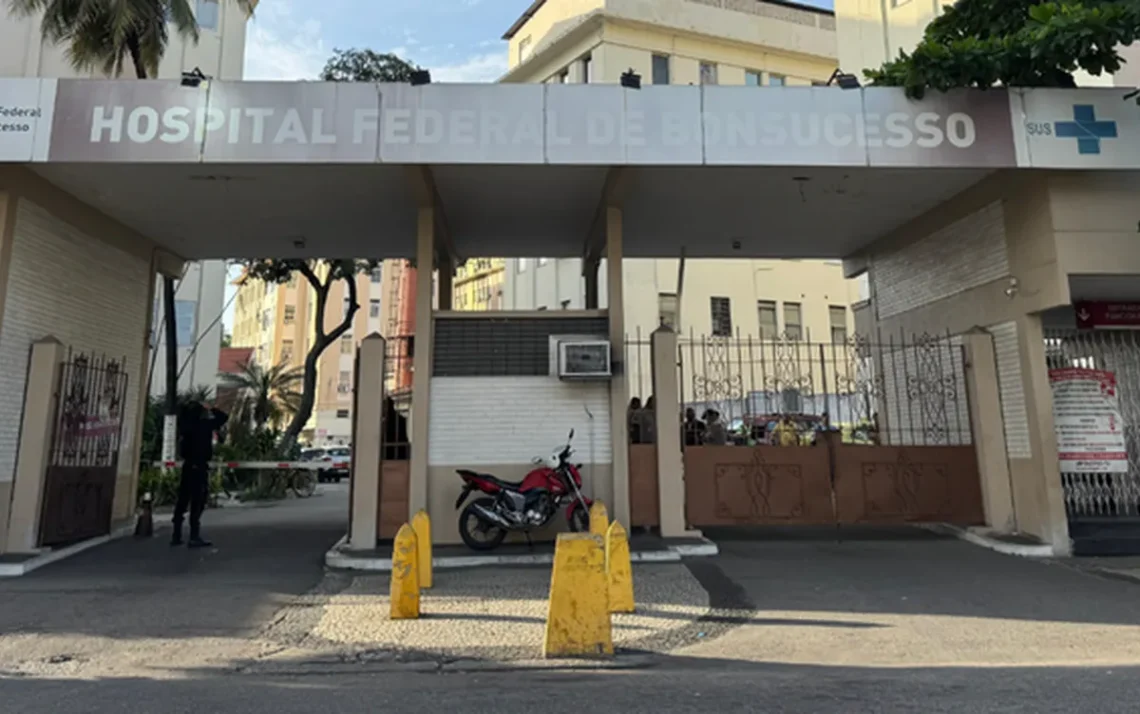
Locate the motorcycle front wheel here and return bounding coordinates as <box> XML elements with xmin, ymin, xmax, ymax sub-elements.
<box><xmin>459</xmin><ymin>497</ymin><xmax>509</xmax><ymax>551</ymax></box>
<box><xmin>568</xmin><ymin>502</ymin><xmax>589</xmax><ymax>533</ymax></box>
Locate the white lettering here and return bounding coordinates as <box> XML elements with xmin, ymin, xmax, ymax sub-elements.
<box><xmin>512</xmin><ymin>112</ymin><xmax>542</xmax><ymax>146</ymax></box>
<box><xmin>915</xmin><ymin>112</ymin><xmax>943</xmax><ymax>148</ymax></box>
<box><xmin>547</xmin><ymin>110</ymin><xmax>571</xmax><ymax>146</ymax></box>
<box><xmin>275</xmin><ymin>108</ymin><xmax>308</xmax><ymax>144</ymax></box>
<box><xmin>792</xmin><ymin>114</ymin><xmax>821</xmax><ymax>146</ymax></box>
<box><xmin>725</xmin><ymin>112</ymin><xmax>756</xmax><ymax>148</ymax></box>
<box><xmin>383</xmin><ymin>108</ymin><xmax>411</xmax><ymax>144</ymax></box>
<box><xmin>821</xmin><ymin>114</ymin><xmax>849</xmax><ymax>147</ymax></box>
<box><xmin>946</xmin><ymin>112</ymin><xmax>976</xmax><ymax>148</ymax></box>
<box><xmin>481</xmin><ymin>111</ymin><xmax>508</xmax><ymax>145</ymax></box>
<box><xmin>884</xmin><ymin>112</ymin><xmax>913</xmax><ymax>148</ymax></box>
<box><xmin>415</xmin><ymin>110</ymin><xmax>444</xmax><ymax>144</ymax></box>
<box><xmin>311</xmin><ymin>108</ymin><xmax>336</xmax><ymax>144</ymax></box>
<box><xmin>860</xmin><ymin>112</ymin><xmax>882</xmax><ymax>148</ymax></box>
<box><xmin>662</xmin><ymin>112</ymin><xmax>689</xmax><ymax>146</ymax></box>
<box><xmin>587</xmin><ymin>112</ymin><xmax>615</xmax><ymax>145</ymax></box>
<box><xmin>354</xmin><ymin>108</ymin><xmax>378</xmax><ymax>144</ymax></box>
<box><xmin>625</xmin><ymin>110</ymin><xmax>645</xmax><ymax>147</ymax></box>
<box><xmin>90</xmin><ymin>106</ymin><xmax>123</xmax><ymax>143</ymax></box>
<box><xmin>160</xmin><ymin>107</ymin><xmax>190</xmax><ymax>144</ymax></box>
<box><xmin>702</xmin><ymin>112</ymin><xmax>722</xmax><ymax>147</ymax></box>
<box><xmin>228</xmin><ymin>108</ymin><xmax>242</xmax><ymax>143</ymax></box>
<box><xmin>760</xmin><ymin>112</ymin><xmax>787</xmax><ymax>146</ymax></box>
<box><xmin>126</xmin><ymin>107</ymin><xmax>159</xmax><ymax>143</ymax></box>
<box><xmin>450</xmin><ymin>109</ymin><xmax>477</xmax><ymax>145</ymax></box>
<box><xmin>195</xmin><ymin>108</ymin><xmax>226</xmax><ymax>143</ymax></box>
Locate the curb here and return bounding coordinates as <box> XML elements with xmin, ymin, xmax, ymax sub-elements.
<box><xmin>325</xmin><ymin>536</ymin><xmax>719</xmax><ymax>572</ymax></box>
<box><xmin>242</xmin><ymin>652</ymin><xmax>659</xmax><ymax>676</ymax></box>
<box><xmin>0</xmin><ymin>519</ymin><xmax>141</xmax><ymax>577</ymax></box>
<box><xmin>923</xmin><ymin>523</ymin><xmax>1056</xmax><ymax>558</ymax></box>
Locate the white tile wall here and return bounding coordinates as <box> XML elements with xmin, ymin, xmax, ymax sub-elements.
<box><xmin>991</xmin><ymin>321</ymin><xmax>1032</xmax><ymax>459</ymax></box>
<box><xmin>428</xmin><ymin>376</ymin><xmax>612</xmax><ymax>466</ymax></box>
<box><xmin>873</xmin><ymin>201</ymin><xmax>1009</xmax><ymax>319</ymax></box>
<box><xmin>0</xmin><ymin>200</ymin><xmax>150</xmax><ymax>483</ymax></box>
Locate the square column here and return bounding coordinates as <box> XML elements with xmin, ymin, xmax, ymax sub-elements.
<box><xmin>583</xmin><ymin>257</ymin><xmax>600</xmax><ymax>309</ymax></box>
<box><xmin>962</xmin><ymin>329</ymin><xmax>1015</xmax><ymax>532</ymax></box>
<box><xmin>409</xmin><ymin>206</ymin><xmax>434</xmax><ymax>518</ymax></box>
<box><xmin>348</xmin><ymin>333</ymin><xmax>385</xmax><ymax>551</ymax></box>
<box><xmin>606</xmin><ymin>206</ymin><xmax>631</xmax><ymax>526</ymax></box>
<box><xmin>650</xmin><ymin>326</ymin><xmax>695</xmax><ymax>537</ymax></box>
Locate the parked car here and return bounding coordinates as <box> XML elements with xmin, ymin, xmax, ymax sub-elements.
<box><xmin>322</xmin><ymin>446</ymin><xmax>352</xmax><ymax>482</ymax></box>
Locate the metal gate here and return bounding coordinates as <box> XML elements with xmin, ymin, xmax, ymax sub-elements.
<box><xmin>39</xmin><ymin>351</ymin><xmax>129</xmax><ymax>547</ymax></box>
<box><xmin>678</xmin><ymin>331</ymin><xmax>984</xmax><ymax>527</ymax></box>
<box><xmin>1045</xmin><ymin>329</ymin><xmax>1140</xmax><ymax>523</ymax></box>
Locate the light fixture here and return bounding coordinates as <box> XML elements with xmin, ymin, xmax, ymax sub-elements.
<box><xmin>620</xmin><ymin>69</ymin><xmax>641</xmax><ymax>90</ymax></box>
<box><xmin>826</xmin><ymin>68</ymin><xmax>861</xmax><ymax>89</ymax></box>
<box><xmin>410</xmin><ymin>69</ymin><xmax>432</xmax><ymax>86</ymax></box>
<box><xmin>180</xmin><ymin>67</ymin><xmax>208</xmax><ymax>88</ymax></box>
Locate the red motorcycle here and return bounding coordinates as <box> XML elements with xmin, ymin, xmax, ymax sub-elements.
<box><xmin>454</xmin><ymin>430</ymin><xmax>591</xmax><ymax>551</ymax></box>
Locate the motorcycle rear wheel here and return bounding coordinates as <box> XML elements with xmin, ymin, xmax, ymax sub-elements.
<box><xmin>459</xmin><ymin>497</ymin><xmax>509</xmax><ymax>551</ymax></box>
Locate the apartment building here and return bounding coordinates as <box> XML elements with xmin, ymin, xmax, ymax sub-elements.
<box><xmin>834</xmin><ymin>0</ymin><xmax>1140</xmax><ymax>88</ymax></box>
<box><xmin>231</xmin><ymin>265</ymin><xmax>386</xmax><ymax>446</ymax></box>
<box><xmin>2</xmin><ymin>0</ymin><xmax>253</xmax><ymax>398</ymax></box>
<box><xmin>499</xmin><ymin>0</ymin><xmax>865</xmax><ymax>344</ymax></box>
<box><xmin>453</xmin><ymin>258</ymin><xmax>505</xmax><ymax>311</ymax></box>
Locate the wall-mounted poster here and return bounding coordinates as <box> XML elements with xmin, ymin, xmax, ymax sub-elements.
<box><xmin>1049</xmin><ymin>367</ymin><xmax>1129</xmax><ymax>473</ymax></box>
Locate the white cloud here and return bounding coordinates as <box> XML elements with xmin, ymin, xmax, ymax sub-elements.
<box><xmin>431</xmin><ymin>52</ymin><xmax>509</xmax><ymax>83</ymax></box>
<box><xmin>243</xmin><ymin>1</ymin><xmax>327</xmax><ymax>81</ymax></box>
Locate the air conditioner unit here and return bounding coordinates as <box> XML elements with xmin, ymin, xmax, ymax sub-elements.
<box><xmin>558</xmin><ymin>340</ymin><xmax>612</xmax><ymax>380</ymax></box>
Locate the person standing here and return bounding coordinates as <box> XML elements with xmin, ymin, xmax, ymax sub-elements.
<box><xmin>172</xmin><ymin>400</ymin><xmax>228</xmax><ymax>548</ymax></box>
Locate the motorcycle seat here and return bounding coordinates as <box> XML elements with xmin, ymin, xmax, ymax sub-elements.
<box><xmin>457</xmin><ymin>469</ymin><xmax>524</xmax><ymax>490</ymax></box>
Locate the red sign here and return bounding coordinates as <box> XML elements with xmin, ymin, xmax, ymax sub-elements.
<box><xmin>1075</xmin><ymin>301</ymin><xmax>1140</xmax><ymax>330</ymax></box>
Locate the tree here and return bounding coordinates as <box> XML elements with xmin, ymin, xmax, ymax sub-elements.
<box><xmin>221</xmin><ymin>331</ymin><xmax>233</xmax><ymax>348</ymax></box>
<box><xmin>865</xmin><ymin>0</ymin><xmax>1140</xmax><ymax>99</ymax></box>
<box><xmin>238</xmin><ymin>260</ymin><xmax>378</xmax><ymax>450</ymax></box>
<box><xmin>218</xmin><ymin>357</ymin><xmax>303</xmax><ymax>430</ymax></box>
<box><xmin>319</xmin><ymin>48</ymin><xmax>421</xmax><ymax>83</ymax></box>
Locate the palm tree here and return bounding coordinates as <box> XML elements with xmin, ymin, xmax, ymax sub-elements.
<box><xmin>219</xmin><ymin>359</ymin><xmax>303</xmax><ymax>431</ymax></box>
<box><xmin>7</xmin><ymin>0</ymin><xmax>255</xmax><ymax>79</ymax></box>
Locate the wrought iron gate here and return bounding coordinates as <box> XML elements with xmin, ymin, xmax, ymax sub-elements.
<box><xmin>39</xmin><ymin>351</ymin><xmax>129</xmax><ymax>547</ymax></box>
<box><xmin>1045</xmin><ymin>329</ymin><xmax>1140</xmax><ymax>522</ymax></box>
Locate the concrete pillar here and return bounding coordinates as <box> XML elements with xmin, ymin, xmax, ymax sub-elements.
<box><xmin>0</xmin><ymin>191</ymin><xmax>17</xmax><ymax>552</ymax></box>
<box><xmin>1017</xmin><ymin>314</ymin><xmax>1071</xmax><ymax>554</ymax></box>
<box><xmin>117</xmin><ymin>252</ymin><xmax>159</xmax><ymax>525</ymax></box>
<box><xmin>583</xmin><ymin>257</ymin><xmax>600</xmax><ymax>309</ymax></box>
<box><xmin>5</xmin><ymin>337</ymin><xmax>66</xmax><ymax>554</ymax></box>
<box><xmin>962</xmin><ymin>329</ymin><xmax>1015</xmax><ymax>533</ymax></box>
<box><xmin>606</xmin><ymin>207</ymin><xmax>631</xmax><ymax>526</ymax></box>
<box><xmin>348</xmin><ymin>333</ymin><xmax>385</xmax><ymax>551</ymax></box>
<box><xmin>651</xmin><ymin>326</ymin><xmax>693</xmax><ymax>537</ymax></box>
<box><xmin>409</xmin><ymin>206</ymin><xmax>434</xmax><ymax>518</ymax></box>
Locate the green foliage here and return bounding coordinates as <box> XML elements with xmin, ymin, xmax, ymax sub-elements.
<box><xmin>218</xmin><ymin>357</ymin><xmax>303</xmax><ymax>430</ymax></box>
<box><xmin>139</xmin><ymin>388</ymin><xmax>216</xmax><ymax>466</ymax></box>
<box><xmin>319</xmin><ymin>48</ymin><xmax>421</xmax><ymax>83</ymax></box>
<box><xmin>137</xmin><ymin>465</ymin><xmax>223</xmax><ymax>507</ymax></box>
<box><xmin>866</xmin><ymin>0</ymin><xmax>1140</xmax><ymax>98</ymax></box>
<box><xmin>8</xmin><ymin>0</ymin><xmax>254</xmax><ymax>79</ymax></box>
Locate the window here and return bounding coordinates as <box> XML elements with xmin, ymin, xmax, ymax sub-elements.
<box><xmin>700</xmin><ymin>62</ymin><xmax>718</xmax><ymax>85</ymax></box>
<box><xmin>337</xmin><ymin>370</ymin><xmax>351</xmax><ymax>393</ymax></box>
<box><xmin>830</xmin><ymin>306</ymin><xmax>848</xmax><ymax>344</ymax></box>
<box><xmin>652</xmin><ymin>54</ymin><xmax>670</xmax><ymax>85</ymax></box>
<box><xmin>261</xmin><ymin>309</ymin><xmax>271</xmax><ymax>330</ymax></box>
<box><xmin>784</xmin><ymin>302</ymin><xmax>803</xmax><ymax>340</ymax></box>
<box><xmin>555</xmin><ymin>69</ymin><xmax>569</xmax><ymax>83</ymax></box>
<box><xmin>581</xmin><ymin>55</ymin><xmax>592</xmax><ymax>83</ymax></box>
<box><xmin>710</xmin><ymin>297</ymin><xmax>732</xmax><ymax>336</ymax></box>
<box><xmin>370</xmin><ymin>299</ymin><xmax>381</xmax><ymax>318</ymax></box>
<box><xmin>196</xmin><ymin>0</ymin><xmax>219</xmax><ymax>30</ymax></box>
<box><xmin>371</xmin><ymin>268</ymin><xmax>382</xmax><ymax>283</ymax></box>
<box><xmin>281</xmin><ymin>339</ymin><xmax>294</xmax><ymax>363</ymax></box>
<box><xmin>768</xmin><ymin>73</ymin><xmax>786</xmax><ymax>87</ymax></box>
<box><xmin>340</xmin><ymin>334</ymin><xmax>353</xmax><ymax>354</ymax></box>
<box><xmin>343</xmin><ymin>298</ymin><xmax>352</xmax><ymax>319</ymax></box>
<box><xmin>336</xmin><ymin>409</ymin><xmax>350</xmax><ymax>419</ymax></box>
<box><xmin>518</xmin><ymin>258</ymin><xmax>529</xmax><ymax>272</ymax></box>
<box><xmin>518</xmin><ymin>36</ymin><xmax>533</xmax><ymax>63</ymax></box>
<box><xmin>658</xmin><ymin>293</ymin><xmax>678</xmax><ymax>330</ymax></box>
<box><xmin>283</xmin><ymin>305</ymin><xmax>295</xmax><ymax>324</ymax></box>
<box><xmin>745</xmin><ymin>70</ymin><xmax>762</xmax><ymax>86</ymax></box>
<box><xmin>757</xmin><ymin>301</ymin><xmax>777</xmax><ymax>339</ymax></box>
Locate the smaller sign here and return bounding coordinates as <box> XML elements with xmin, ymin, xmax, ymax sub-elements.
<box><xmin>1074</xmin><ymin>301</ymin><xmax>1140</xmax><ymax>330</ymax></box>
<box><xmin>1049</xmin><ymin>367</ymin><xmax>1128</xmax><ymax>473</ymax></box>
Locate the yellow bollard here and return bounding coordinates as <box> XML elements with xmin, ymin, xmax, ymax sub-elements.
<box><xmin>411</xmin><ymin>509</ymin><xmax>433</xmax><ymax>589</ymax></box>
<box><xmin>543</xmin><ymin>533</ymin><xmax>613</xmax><ymax>658</ymax></box>
<box><xmin>389</xmin><ymin>523</ymin><xmax>420</xmax><ymax>620</ymax></box>
<box><xmin>605</xmin><ymin>521</ymin><xmax>635</xmax><ymax>613</ymax></box>
<box><xmin>588</xmin><ymin>500</ymin><xmax>609</xmax><ymax>538</ymax></box>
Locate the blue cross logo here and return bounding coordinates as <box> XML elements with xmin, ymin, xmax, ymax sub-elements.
<box><xmin>1055</xmin><ymin>105</ymin><xmax>1117</xmax><ymax>155</ymax></box>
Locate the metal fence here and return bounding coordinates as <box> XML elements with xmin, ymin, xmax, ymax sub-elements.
<box><xmin>1045</xmin><ymin>329</ymin><xmax>1140</xmax><ymax>520</ymax></box>
<box><xmin>51</xmin><ymin>350</ymin><xmax>130</xmax><ymax>468</ymax></box>
<box><xmin>654</xmin><ymin>330</ymin><xmax>973</xmax><ymax>447</ymax></box>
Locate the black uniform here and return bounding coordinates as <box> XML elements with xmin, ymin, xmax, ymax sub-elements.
<box><xmin>172</xmin><ymin>403</ymin><xmax>228</xmax><ymax>545</ymax></box>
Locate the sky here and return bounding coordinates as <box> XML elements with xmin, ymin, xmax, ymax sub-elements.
<box><xmin>225</xmin><ymin>0</ymin><xmax>835</xmax><ymax>331</ymax></box>
<box><xmin>242</xmin><ymin>0</ymin><xmax>835</xmax><ymax>84</ymax></box>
